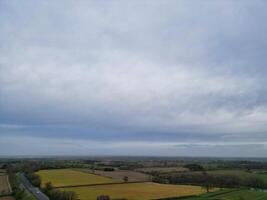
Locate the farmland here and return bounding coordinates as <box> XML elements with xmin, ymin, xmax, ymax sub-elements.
<box><xmin>2</xmin><ymin>157</ymin><xmax>267</xmax><ymax>200</ymax></box>
<box><xmin>37</xmin><ymin>168</ymin><xmax>210</xmax><ymax>200</ymax></box>
<box><xmin>62</xmin><ymin>182</ymin><xmax>208</xmax><ymax>200</ymax></box>
<box><xmin>179</xmin><ymin>189</ymin><xmax>267</xmax><ymax>200</ymax></box>
<box><xmin>0</xmin><ymin>175</ymin><xmax>10</xmax><ymax>194</ymax></box>
<box><xmin>78</xmin><ymin>168</ymin><xmax>151</xmax><ymax>182</ymax></box>
<box><xmin>0</xmin><ymin>197</ymin><xmax>15</xmax><ymax>200</ymax></box>
<box><xmin>36</xmin><ymin>169</ymin><xmax>119</xmax><ymax>187</ymax></box>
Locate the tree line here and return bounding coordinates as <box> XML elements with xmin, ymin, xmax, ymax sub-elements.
<box><xmin>154</xmin><ymin>172</ymin><xmax>267</xmax><ymax>189</ymax></box>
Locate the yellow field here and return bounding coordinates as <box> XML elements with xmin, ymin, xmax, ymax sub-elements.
<box><xmin>62</xmin><ymin>182</ymin><xmax>207</xmax><ymax>200</ymax></box>
<box><xmin>36</xmin><ymin>169</ymin><xmax>118</xmax><ymax>187</ymax></box>
<box><xmin>0</xmin><ymin>175</ymin><xmax>10</xmax><ymax>193</ymax></box>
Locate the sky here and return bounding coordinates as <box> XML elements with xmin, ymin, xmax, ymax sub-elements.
<box><xmin>0</xmin><ymin>0</ymin><xmax>267</xmax><ymax>157</ymax></box>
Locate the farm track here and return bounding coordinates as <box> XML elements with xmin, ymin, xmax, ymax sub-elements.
<box><xmin>6</xmin><ymin>176</ymin><xmax>11</xmax><ymax>193</ymax></box>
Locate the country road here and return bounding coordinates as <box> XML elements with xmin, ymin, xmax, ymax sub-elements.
<box><xmin>19</xmin><ymin>173</ymin><xmax>49</xmax><ymax>200</ymax></box>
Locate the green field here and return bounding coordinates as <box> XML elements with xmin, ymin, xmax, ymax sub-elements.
<box><xmin>62</xmin><ymin>182</ymin><xmax>208</xmax><ymax>200</ymax></box>
<box><xmin>180</xmin><ymin>189</ymin><xmax>267</xmax><ymax>200</ymax></box>
<box><xmin>36</xmin><ymin>169</ymin><xmax>119</xmax><ymax>187</ymax></box>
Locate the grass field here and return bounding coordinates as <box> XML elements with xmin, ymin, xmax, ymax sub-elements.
<box><xmin>78</xmin><ymin>168</ymin><xmax>151</xmax><ymax>182</ymax></box>
<box><xmin>179</xmin><ymin>189</ymin><xmax>267</xmax><ymax>200</ymax></box>
<box><xmin>0</xmin><ymin>175</ymin><xmax>10</xmax><ymax>194</ymax></box>
<box><xmin>62</xmin><ymin>182</ymin><xmax>208</xmax><ymax>200</ymax></box>
<box><xmin>36</xmin><ymin>169</ymin><xmax>119</xmax><ymax>187</ymax></box>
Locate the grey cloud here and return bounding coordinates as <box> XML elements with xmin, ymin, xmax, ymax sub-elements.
<box><xmin>0</xmin><ymin>0</ymin><xmax>267</xmax><ymax>156</ymax></box>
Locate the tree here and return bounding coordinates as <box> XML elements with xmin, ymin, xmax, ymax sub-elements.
<box><xmin>123</xmin><ymin>176</ymin><xmax>128</xmax><ymax>182</ymax></box>
<box><xmin>202</xmin><ymin>173</ymin><xmax>213</xmax><ymax>193</ymax></box>
<box><xmin>202</xmin><ymin>182</ymin><xmax>214</xmax><ymax>193</ymax></box>
<box><xmin>43</xmin><ymin>182</ymin><xmax>54</xmax><ymax>193</ymax></box>
<box><xmin>184</xmin><ymin>164</ymin><xmax>205</xmax><ymax>171</ymax></box>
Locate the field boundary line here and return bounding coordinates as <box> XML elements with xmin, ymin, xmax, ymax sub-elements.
<box><xmin>7</xmin><ymin>175</ymin><xmax>12</xmax><ymax>193</ymax></box>
<box><xmin>72</xmin><ymin>168</ymin><xmax>118</xmax><ymax>181</ymax></box>
<box><xmin>55</xmin><ymin>181</ymin><xmax>149</xmax><ymax>189</ymax></box>
<box><xmin>205</xmin><ymin>188</ymin><xmax>241</xmax><ymax>198</ymax></box>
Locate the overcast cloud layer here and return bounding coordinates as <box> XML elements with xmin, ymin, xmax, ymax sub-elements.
<box><xmin>1</xmin><ymin>0</ymin><xmax>267</xmax><ymax>157</ymax></box>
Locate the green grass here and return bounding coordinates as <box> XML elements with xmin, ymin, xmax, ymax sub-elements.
<box><xmin>62</xmin><ymin>182</ymin><xmax>209</xmax><ymax>200</ymax></box>
<box><xmin>21</xmin><ymin>189</ymin><xmax>37</xmax><ymax>200</ymax></box>
<box><xmin>36</xmin><ymin>169</ymin><xmax>119</xmax><ymax>187</ymax></box>
<box><xmin>178</xmin><ymin>189</ymin><xmax>267</xmax><ymax>200</ymax></box>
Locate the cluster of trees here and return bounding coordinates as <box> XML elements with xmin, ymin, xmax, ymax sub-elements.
<box><xmin>2</xmin><ymin>160</ymin><xmax>91</xmax><ymax>172</ymax></box>
<box><xmin>4</xmin><ymin>167</ymin><xmax>37</xmax><ymax>200</ymax></box>
<box><xmin>156</xmin><ymin>172</ymin><xmax>267</xmax><ymax>189</ymax></box>
<box><xmin>43</xmin><ymin>182</ymin><xmax>77</xmax><ymax>200</ymax></box>
<box><xmin>208</xmin><ymin>160</ymin><xmax>267</xmax><ymax>171</ymax></box>
<box><xmin>3</xmin><ymin>162</ymin><xmax>78</xmax><ymax>200</ymax></box>
<box><xmin>26</xmin><ymin>173</ymin><xmax>41</xmax><ymax>187</ymax></box>
<box><xmin>183</xmin><ymin>164</ymin><xmax>205</xmax><ymax>171</ymax></box>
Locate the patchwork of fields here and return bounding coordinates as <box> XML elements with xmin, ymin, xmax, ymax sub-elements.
<box><xmin>36</xmin><ymin>168</ymin><xmax>267</xmax><ymax>200</ymax></box>
<box><xmin>62</xmin><ymin>182</ymin><xmax>206</xmax><ymax>200</ymax></box>
<box><xmin>37</xmin><ymin>169</ymin><xmax>118</xmax><ymax>187</ymax></box>
<box><xmin>37</xmin><ymin>169</ymin><xmax>207</xmax><ymax>200</ymax></box>
<box><xmin>78</xmin><ymin>168</ymin><xmax>151</xmax><ymax>182</ymax></box>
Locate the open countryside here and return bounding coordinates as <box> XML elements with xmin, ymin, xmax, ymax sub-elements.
<box><xmin>1</xmin><ymin>0</ymin><xmax>267</xmax><ymax>200</ymax></box>
<box><xmin>78</xmin><ymin>168</ymin><xmax>151</xmax><ymax>182</ymax></box>
<box><xmin>2</xmin><ymin>158</ymin><xmax>267</xmax><ymax>200</ymax></box>
<box><xmin>62</xmin><ymin>183</ymin><xmax>207</xmax><ymax>200</ymax></box>
<box><xmin>37</xmin><ymin>169</ymin><xmax>118</xmax><ymax>187</ymax></box>
<box><xmin>36</xmin><ymin>168</ymin><xmax>208</xmax><ymax>200</ymax></box>
<box><xmin>182</xmin><ymin>189</ymin><xmax>267</xmax><ymax>200</ymax></box>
